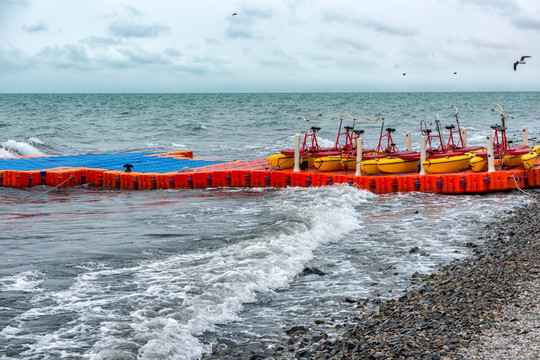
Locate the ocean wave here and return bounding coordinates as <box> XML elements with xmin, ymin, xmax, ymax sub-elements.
<box><xmin>1</xmin><ymin>139</ymin><xmax>45</xmax><ymax>158</ymax></box>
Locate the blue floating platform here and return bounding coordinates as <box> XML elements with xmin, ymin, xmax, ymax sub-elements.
<box><xmin>0</xmin><ymin>152</ymin><xmax>226</xmax><ymax>173</ymax></box>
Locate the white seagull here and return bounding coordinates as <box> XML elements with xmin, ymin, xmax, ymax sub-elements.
<box><xmin>513</xmin><ymin>56</ymin><xmax>531</xmax><ymax>71</ymax></box>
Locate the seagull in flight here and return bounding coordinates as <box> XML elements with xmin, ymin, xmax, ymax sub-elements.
<box><xmin>514</xmin><ymin>56</ymin><xmax>531</xmax><ymax>71</ymax></box>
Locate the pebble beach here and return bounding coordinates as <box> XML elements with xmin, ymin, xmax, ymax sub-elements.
<box><xmin>260</xmin><ymin>191</ymin><xmax>540</xmax><ymax>360</ymax></box>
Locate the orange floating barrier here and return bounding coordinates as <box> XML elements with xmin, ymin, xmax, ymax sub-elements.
<box><xmin>420</xmin><ymin>174</ymin><xmax>443</xmax><ymax>193</ymax></box>
<box><xmin>209</xmin><ymin>171</ymin><xmax>231</xmax><ymax>188</ymax></box>
<box><xmin>3</xmin><ymin>170</ymin><xmax>29</xmax><ymax>187</ymax></box>
<box><xmin>250</xmin><ymin>170</ymin><xmax>270</xmax><ymax>187</ymax></box>
<box><xmin>102</xmin><ymin>170</ymin><xmax>123</xmax><ymax>188</ymax></box>
<box><xmin>85</xmin><ymin>169</ymin><xmax>106</xmax><ymax>186</ymax></box>
<box><xmin>156</xmin><ymin>173</ymin><xmax>175</xmax><ymax>189</ymax></box>
<box><xmin>45</xmin><ymin>167</ymin><xmax>84</xmax><ymax>187</ymax></box>
<box><xmin>505</xmin><ymin>170</ymin><xmax>525</xmax><ymax>190</ymax></box>
<box><xmin>269</xmin><ymin>171</ymin><xmax>290</xmax><ymax>188</ymax></box>
<box><xmin>289</xmin><ymin>172</ymin><xmax>311</xmax><ymax>187</ymax></box>
<box><xmin>230</xmin><ymin>170</ymin><xmax>249</xmax><ymax>187</ymax></box>
<box><xmin>374</xmin><ymin>175</ymin><xmax>398</xmax><ymax>194</ymax></box>
<box><xmin>332</xmin><ymin>174</ymin><xmax>353</xmax><ymax>186</ymax></box>
<box><xmin>173</xmin><ymin>173</ymin><xmax>192</xmax><ymax>189</ymax></box>
<box><xmin>441</xmin><ymin>174</ymin><xmax>466</xmax><ymax>194</ymax></box>
<box><xmin>526</xmin><ymin>167</ymin><xmax>540</xmax><ymax>187</ymax></box>
<box><xmin>487</xmin><ymin>171</ymin><xmax>513</xmax><ymax>192</ymax></box>
<box><xmin>396</xmin><ymin>175</ymin><xmax>420</xmax><ymax>193</ymax></box>
<box><xmin>191</xmin><ymin>172</ymin><xmax>211</xmax><ymax>188</ymax></box>
<box><xmin>119</xmin><ymin>172</ymin><xmax>140</xmax><ymax>189</ymax></box>
<box><xmin>464</xmin><ymin>173</ymin><xmax>489</xmax><ymax>193</ymax></box>
<box><xmin>309</xmin><ymin>173</ymin><xmax>330</xmax><ymax>187</ymax></box>
<box><xmin>351</xmin><ymin>175</ymin><xmax>371</xmax><ymax>191</ymax></box>
<box><xmin>137</xmin><ymin>173</ymin><xmax>158</xmax><ymax>190</ymax></box>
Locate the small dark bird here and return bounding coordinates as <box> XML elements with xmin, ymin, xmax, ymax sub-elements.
<box><xmin>454</xmin><ymin>72</ymin><xmax>457</xmax><ymax>74</ymax></box>
<box><xmin>402</xmin><ymin>73</ymin><xmax>406</xmax><ymax>76</ymax></box>
<box><xmin>232</xmin><ymin>12</ymin><xmax>237</xmax><ymax>16</ymax></box>
<box><xmin>514</xmin><ymin>56</ymin><xmax>531</xmax><ymax>71</ymax></box>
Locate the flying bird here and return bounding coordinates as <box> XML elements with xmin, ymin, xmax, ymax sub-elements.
<box><xmin>402</xmin><ymin>73</ymin><xmax>406</xmax><ymax>76</ymax></box>
<box><xmin>513</xmin><ymin>56</ymin><xmax>531</xmax><ymax>71</ymax></box>
<box><xmin>454</xmin><ymin>72</ymin><xmax>457</xmax><ymax>74</ymax></box>
<box><xmin>232</xmin><ymin>12</ymin><xmax>237</xmax><ymax>16</ymax></box>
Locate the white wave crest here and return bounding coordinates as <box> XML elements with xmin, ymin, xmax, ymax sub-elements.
<box><xmin>1</xmin><ymin>139</ymin><xmax>44</xmax><ymax>158</ymax></box>
<box><xmin>0</xmin><ymin>271</ymin><xmax>44</xmax><ymax>293</ymax></box>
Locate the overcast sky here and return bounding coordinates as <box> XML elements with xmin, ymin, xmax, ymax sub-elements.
<box><xmin>1</xmin><ymin>0</ymin><xmax>539</xmax><ymax>93</ymax></box>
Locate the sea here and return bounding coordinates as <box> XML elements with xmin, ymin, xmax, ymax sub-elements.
<box><xmin>0</xmin><ymin>92</ymin><xmax>539</xmax><ymax>359</ymax></box>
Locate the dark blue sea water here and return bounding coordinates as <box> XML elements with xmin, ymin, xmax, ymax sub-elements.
<box><xmin>0</xmin><ymin>93</ymin><xmax>538</xmax><ymax>359</ymax></box>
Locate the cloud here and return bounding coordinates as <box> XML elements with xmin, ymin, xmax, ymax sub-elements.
<box><xmin>116</xmin><ymin>47</ymin><xmax>169</xmax><ymax>66</ymax></box>
<box><xmin>37</xmin><ymin>44</ymin><xmax>92</xmax><ymax>69</ymax></box>
<box><xmin>460</xmin><ymin>0</ymin><xmax>520</xmax><ymax>14</ymax></box>
<box><xmin>511</xmin><ymin>14</ymin><xmax>540</xmax><ymax>31</ymax></box>
<box><xmin>108</xmin><ymin>20</ymin><xmax>170</xmax><ymax>38</ymax></box>
<box><xmin>0</xmin><ymin>45</ymin><xmax>30</xmax><ymax>71</ymax></box>
<box><xmin>256</xmin><ymin>48</ymin><xmax>296</xmax><ymax>67</ymax></box>
<box><xmin>319</xmin><ymin>36</ymin><xmax>369</xmax><ymax>52</ymax></box>
<box><xmin>23</xmin><ymin>21</ymin><xmax>47</xmax><ymax>33</ymax></box>
<box><xmin>322</xmin><ymin>11</ymin><xmax>417</xmax><ymax>37</ymax></box>
<box><xmin>122</xmin><ymin>4</ymin><xmax>143</xmax><ymax>17</ymax></box>
<box><xmin>81</xmin><ymin>36</ymin><xmax>122</xmax><ymax>48</ymax></box>
<box><xmin>225</xmin><ymin>5</ymin><xmax>273</xmax><ymax>39</ymax></box>
<box><xmin>225</xmin><ymin>25</ymin><xmax>255</xmax><ymax>39</ymax></box>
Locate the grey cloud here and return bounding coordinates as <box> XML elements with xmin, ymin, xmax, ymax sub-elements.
<box><xmin>362</xmin><ymin>18</ymin><xmax>418</xmax><ymax>36</ymax></box>
<box><xmin>108</xmin><ymin>20</ymin><xmax>170</xmax><ymax>38</ymax></box>
<box><xmin>256</xmin><ymin>48</ymin><xmax>295</xmax><ymax>67</ymax></box>
<box><xmin>241</xmin><ymin>7</ymin><xmax>273</xmax><ymax>22</ymax></box>
<box><xmin>37</xmin><ymin>44</ymin><xmax>92</xmax><ymax>69</ymax></box>
<box><xmin>461</xmin><ymin>0</ymin><xmax>519</xmax><ymax>13</ymax></box>
<box><xmin>164</xmin><ymin>48</ymin><xmax>182</xmax><ymax>57</ymax></box>
<box><xmin>225</xmin><ymin>5</ymin><xmax>273</xmax><ymax>39</ymax></box>
<box><xmin>225</xmin><ymin>25</ymin><xmax>254</xmax><ymax>39</ymax></box>
<box><xmin>322</xmin><ymin>11</ymin><xmax>417</xmax><ymax>37</ymax></box>
<box><xmin>320</xmin><ymin>36</ymin><xmax>369</xmax><ymax>52</ymax></box>
<box><xmin>175</xmin><ymin>63</ymin><xmax>212</xmax><ymax>75</ymax></box>
<box><xmin>123</xmin><ymin>4</ymin><xmax>143</xmax><ymax>17</ymax></box>
<box><xmin>81</xmin><ymin>36</ymin><xmax>122</xmax><ymax>48</ymax></box>
<box><xmin>511</xmin><ymin>14</ymin><xmax>540</xmax><ymax>31</ymax></box>
<box><xmin>465</xmin><ymin>37</ymin><xmax>512</xmax><ymax>50</ymax></box>
<box><xmin>0</xmin><ymin>45</ymin><xmax>30</xmax><ymax>70</ymax></box>
<box><xmin>23</xmin><ymin>21</ymin><xmax>47</xmax><ymax>33</ymax></box>
<box><xmin>117</xmin><ymin>47</ymin><xmax>169</xmax><ymax>65</ymax></box>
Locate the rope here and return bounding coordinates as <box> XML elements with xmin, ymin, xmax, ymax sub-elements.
<box><xmin>25</xmin><ymin>175</ymin><xmax>74</xmax><ymax>199</ymax></box>
<box><xmin>510</xmin><ymin>175</ymin><xmax>538</xmax><ymax>199</ymax></box>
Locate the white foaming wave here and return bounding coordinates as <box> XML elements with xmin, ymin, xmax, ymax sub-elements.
<box><xmin>10</xmin><ymin>186</ymin><xmax>371</xmax><ymax>360</ymax></box>
<box><xmin>28</xmin><ymin>137</ymin><xmax>44</xmax><ymax>144</ymax></box>
<box><xmin>1</xmin><ymin>139</ymin><xmax>44</xmax><ymax>158</ymax></box>
<box><xmin>0</xmin><ymin>270</ymin><xmax>44</xmax><ymax>293</ymax></box>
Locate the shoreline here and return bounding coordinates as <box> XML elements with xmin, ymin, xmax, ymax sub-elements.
<box><xmin>260</xmin><ymin>191</ymin><xmax>539</xmax><ymax>359</ymax></box>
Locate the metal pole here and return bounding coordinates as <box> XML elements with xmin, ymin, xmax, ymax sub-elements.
<box><xmin>461</xmin><ymin>128</ymin><xmax>468</xmax><ymax>147</ymax></box>
<box><xmin>487</xmin><ymin>133</ymin><xmax>495</xmax><ymax>173</ymax></box>
<box><xmin>419</xmin><ymin>135</ymin><xmax>426</xmax><ymax>175</ymax></box>
<box><xmin>522</xmin><ymin>126</ymin><xmax>529</xmax><ymax>146</ymax></box>
<box><xmin>405</xmin><ymin>131</ymin><xmax>412</xmax><ymax>151</ymax></box>
<box><xmin>293</xmin><ymin>134</ymin><xmax>301</xmax><ymax>172</ymax></box>
<box><xmin>355</xmin><ymin>137</ymin><xmax>363</xmax><ymax>176</ymax></box>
